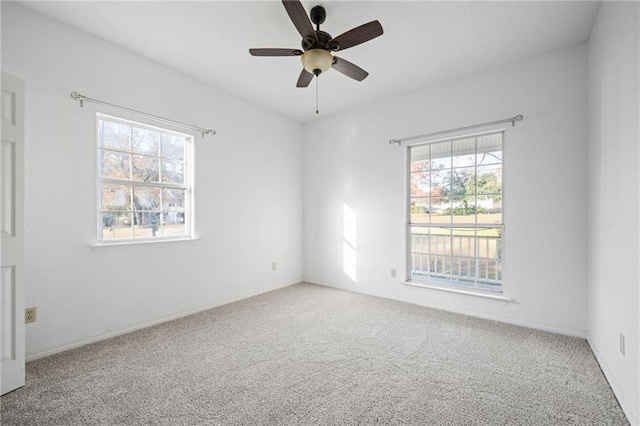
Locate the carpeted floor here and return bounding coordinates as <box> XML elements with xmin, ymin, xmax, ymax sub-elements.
<box><xmin>0</xmin><ymin>283</ymin><xmax>629</xmax><ymax>425</ymax></box>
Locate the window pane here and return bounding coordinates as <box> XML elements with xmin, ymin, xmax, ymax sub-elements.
<box><xmin>430</xmin><ymin>142</ymin><xmax>451</xmax><ymax>170</ymax></box>
<box><xmin>133</xmin><ymin>186</ymin><xmax>161</xmax><ymax>211</ymax></box>
<box><xmin>161</xmin><ymin>160</ymin><xmax>184</xmax><ymax>184</ymax></box>
<box><xmin>163</xmin><ymin>211</ymin><xmax>185</xmax><ymax>226</ymax></box>
<box><xmin>427</xmin><ymin>254</ymin><xmax>451</xmax><ymax>285</ymax></box>
<box><xmin>476</xmin><ymin>165</ymin><xmax>502</xmax><ymax>195</ymax></box>
<box><xmin>452</xmin><ymin>154</ymin><xmax>475</xmax><ymax>168</ymax></box>
<box><xmin>451</xmin><ymin>256</ymin><xmax>477</xmax><ymax>285</ymax></box>
<box><xmin>451</xmin><ymin>228</ymin><xmax>476</xmax><ymax>257</ymax></box>
<box><xmin>100</xmin><ymin>212</ymin><xmax>132</xmax><ymax>240</ymax></box>
<box><xmin>477</xmin><ymin>150</ymin><xmax>502</xmax><ymax>166</ymax></box>
<box><xmin>477</xmin><ymin>227</ymin><xmax>502</xmax><ymax>289</ymax></box>
<box><xmin>410</xmin><ymin>198</ymin><xmax>430</xmax><ymax>223</ymax></box>
<box><xmin>411</xmin><ymin>159</ymin><xmax>430</xmax><ymax>172</ymax></box>
<box><xmin>132</xmin><ymin>211</ymin><xmax>161</xmax><ymax>238</ymax></box>
<box><xmin>477</xmin><ymin>195</ymin><xmax>502</xmax><ymax>224</ymax></box>
<box><xmin>411</xmin><ymin>227</ymin><xmax>451</xmax><ymax>278</ymax></box>
<box><xmin>100</xmin><ymin>120</ymin><xmax>130</xmax><ymax>151</ymax></box>
<box><xmin>101</xmin><ymin>184</ymin><xmax>131</xmax><ymax>210</ymax></box>
<box><xmin>132</xmin><ymin>128</ymin><xmax>160</xmax><ymax>156</ymax></box>
<box><xmin>410</xmin><ymin>171</ymin><xmax>430</xmax><ymax>197</ymax></box>
<box><xmin>427</xmin><ymin>227</ymin><xmax>453</xmax><ymax>284</ymax></box>
<box><xmin>477</xmin><ymin>134</ymin><xmax>502</xmax><ymax>166</ymax></box>
<box><xmin>99</xmin><ymin>150</ymin><xmax>130</xmax><ymax>179</ymax></box>
<box><xmin>132</xmin><ymin>155</ymin><xmax>160</xmax><ymax>182</ymax></box>
<box><xmin>409</xmin><ymin>227</ymin><xmax>429</xmax><ymax>278</ymax></box>
<box><xmin>452</xmin><ymin>137</ymin><xmax>476</xmax><ymax>168</ymax></box>
<box><xmin>447</xmin><ymin>167</ymin><xmax>473</xmax><ymax>198</ymax></box>
<box><xmin>429</xmin><ymin>163</ymin><xmax>447</xmax><ymax>202</ymax></box>
<box><xmin>431</xmin><ymin>167</ymin><xmax>450</xmax><ymax>199</ymax></box>
<box><xmin>162</xmin><ymin>222</ymin><xmax>186</xmax><ymax>238</ymax></box>
<box><xmin>430</xmin><ymin>203</ymin><xmax>450</xmax><ymax>224</ymax></box>
<box><xmin>163</xmin><ymin>188</ymin><xmax>186</xmax><ymax>212</ymax></box>
<box><xmin>162</xmin><ymin>134</ymin><xmax>185</xmax><ymax>161</ymax></box>
<box><xmin>450</xmin><ymin>196</ymin><xmax>477</xmax><ymax>224</ymax></box>
<box><xmin>477</xmin><ymin>258</ymin><xmax>502</xmax><ymax>290</ymax></box>
<box><xmin>477</xmin><ymin>228</ymin><xmax>502</xmax><ymax>260</ymax></box>
<box><xmin>411</xmin><ymin>144</ymin><xmax>429</xmax><ymax>157</ymax></box>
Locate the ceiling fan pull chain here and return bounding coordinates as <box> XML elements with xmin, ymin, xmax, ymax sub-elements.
<box><xmin>316</xmin><ymin>76</ymin><xmax>319</xmax><ymax>114</ymax></box>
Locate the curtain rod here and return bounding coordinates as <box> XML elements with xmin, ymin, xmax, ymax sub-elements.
<box><xmin>70</xmin><ymin>92</ymin><xmax>215</xmax><ymax>138</ymax></box>
<box><xmin>388</xmin><ymin>114</ymin><xmax>523</xmax><ymax>146</ymax></box>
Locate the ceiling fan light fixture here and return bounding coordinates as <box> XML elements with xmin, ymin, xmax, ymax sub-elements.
<box><xmin>301</xmin><ymin>49</ymin><xmax>333</xmax><ymax>75</ymax></box>
<box><xmin>249</xmin><ymin>0</ymin><xmax>383</xmax><ymax>91</ymax></box>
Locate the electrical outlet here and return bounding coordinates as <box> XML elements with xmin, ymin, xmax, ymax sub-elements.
<box><xmin>272</xmin><ymin>262</ymin><xmax>277</xmax><ymax>271</ymax></box>
<box><xmin>390</xmin><ymin>268</ymin><xmax>397</xmax><ymax>278</ymax></box>
<box><xmin>25</xmin><ymin>307</ymin><xmax>36</xmax><ymax>323</ymax></box>
<box><xmin>620</xmin><ymin>333</ymin><xmax>625</xmax><ymax>356</ymax></box>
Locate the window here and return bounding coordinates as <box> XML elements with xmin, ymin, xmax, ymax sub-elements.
<box><xmin>96</xmin><ymin>114</ymin><xmax>194</xmax><ymax>243</ymax></box>
<box><xmin>408</xmin><ymin>131</ymin><xmax>503</xmax><ymax>292</ymax></box>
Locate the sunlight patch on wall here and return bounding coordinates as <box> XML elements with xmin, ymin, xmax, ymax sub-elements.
<box><xmin>343</xmin><ymin>204</ymin><xmax>357</xmax><ymax>282</ymax></box>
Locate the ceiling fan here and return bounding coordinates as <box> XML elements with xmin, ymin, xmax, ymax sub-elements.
<box><xmin>249</xmin><ymin>0</ymin><xmax>384</xmax><ymax>88</ymax></box>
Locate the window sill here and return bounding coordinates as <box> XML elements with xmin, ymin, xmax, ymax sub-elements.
<box><xmin>403</xmin><ymin>280</ymin><xmax>512</xmax><ymax>302</ymax></box>
<box><xmin>91</xmin><ymin>237</ymin><xmax>199</xmax><ymax>252</ymax></box>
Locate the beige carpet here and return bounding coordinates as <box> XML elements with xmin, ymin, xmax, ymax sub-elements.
<box><xmin>0</xmin><ymin>283</ymin><xmax>628</xmax><ymax>425</ymax></box>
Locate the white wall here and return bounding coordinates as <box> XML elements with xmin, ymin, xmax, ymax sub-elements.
<box><xmin>1</xmin><ymin>3</ymin><xmax>304</xmax><ymax>358</ymax></box>
<box><xmin>587</xmin><ymin>2</ymin><xmax>640</xmax><ymax>424</ymax></box>
<box><xmin>303</xmin><ymin>43</ymin><xmax>589</xmax><ymax>337</ymax></box>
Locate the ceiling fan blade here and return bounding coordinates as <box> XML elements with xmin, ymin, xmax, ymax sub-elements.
<box><xmin>332</xmin><ymin>56</ymin><xmax>369</xmax><ymax>81</ymax></box>
<box><xmin>282</xmin><ymin>0</ymin><xmax>318</xmax><ymax>41</ymax></box>
<box><xmin>296</xmin><ymin>69</ymin><xmax>314</xmax><ymax>88</ymax></box>
<box><xmin>331</xmin><ymin>20</ymin><xmax>383</xmax><ymax>51</ymax></box>
<box><xmin>249</xmin><ymin>48</ymin><xmax>304</xmax><ymax>57</ymax></box>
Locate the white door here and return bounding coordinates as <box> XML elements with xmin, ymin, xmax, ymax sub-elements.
<box><xmin>1</xmin><ymin>72</ymin><xmax>25</xmax><ymax>395</ymax></box>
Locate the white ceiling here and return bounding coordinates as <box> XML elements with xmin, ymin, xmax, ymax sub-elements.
<box><xmin>20</xmin><ymin>1</ymin><xmax>600</xmax><ymax>123</ymax></box>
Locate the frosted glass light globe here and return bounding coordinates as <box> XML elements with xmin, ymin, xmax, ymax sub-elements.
<box><xmin>301</xmin><ymin>49</ymin><xmax>333</xmax><ymax>75</ymax></box>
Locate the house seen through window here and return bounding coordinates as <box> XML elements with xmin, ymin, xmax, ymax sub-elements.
<box><xmin>408</xmin><ymin>131</ymin><xmax>503</xmax><ymax>291</ymax></box>
<box><xmin>97</xmin><ymin>114</ymin><xmax>193</xmax><ymax>242</ymax></box>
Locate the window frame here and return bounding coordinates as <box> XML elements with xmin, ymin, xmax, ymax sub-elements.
<box><xmin>95</xmin><ymin>113</ymin><xmax>195</xmax><ymax>245</ymax></box>
<box><xmin>405</xmin><ymin>129</ymin><xmax>505</xmax><ymax>294</ymax></box>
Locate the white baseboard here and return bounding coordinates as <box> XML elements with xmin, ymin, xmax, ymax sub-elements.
<box><xmin>304</xmin><ymin>278</ymin><xmax>587</xmax><ymax>338</ymax></box>
<box><xmin>27</xmin><ymin>280</ymin><xmax>300</xmax><ymax>362</ymax></box>
<box><xmin>588</xmin><ymin>335</ymin><xmax>639</xmax><ymax>426</ymax></box>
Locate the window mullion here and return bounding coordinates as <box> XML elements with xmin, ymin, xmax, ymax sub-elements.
<box><xmin>159</xmin><ymin>186</ymin><xmax>164</xmax><ymax>238</ymax></box>
<box><xmin>449</xmin><ymin>141</ymin><xmax>453</xmax><ymax>285</ymax></box>
<box><xmin>98</xmin><ymin>177</ymin><xmax>185</xmax><ymax>190</ymax></box>
<box><xmin>474</xmin><ymin>136</ymin><xmax>478</xmax><ymax>288</ymax></box>
<box><xmin>159</xmin><ymin>133</ymin><xmax>163</xmax><ymax>184</ymax></box>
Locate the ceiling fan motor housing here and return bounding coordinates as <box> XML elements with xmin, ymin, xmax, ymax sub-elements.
<box><xmin>302</xmin><ymin>30</ymin><xmax>337</xmax><ymax>52</ymax></box>
<box><xmin>302</xmin><ymin>6</ymin><xmax>340</xmax><ymax>52</ymax></box>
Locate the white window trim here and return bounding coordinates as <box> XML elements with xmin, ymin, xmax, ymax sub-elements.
<box><xmin>402</xmin><ymin>280</ymin><xmax>512</xmax><ymax>302</ymax></box>
<box><xmin>91</xmin><ymin>237</ymin><xmax>200</xmax><ymax>252</ymax></box>
<box><xmin>95</xmin><ymin>113</ymin><xmax>196</xmax><ymax>245</ymax></box>
<box><xmin>404</xmin><ymin>128</ymin><xmax>507</xmax><ymax>296</ymax></box>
